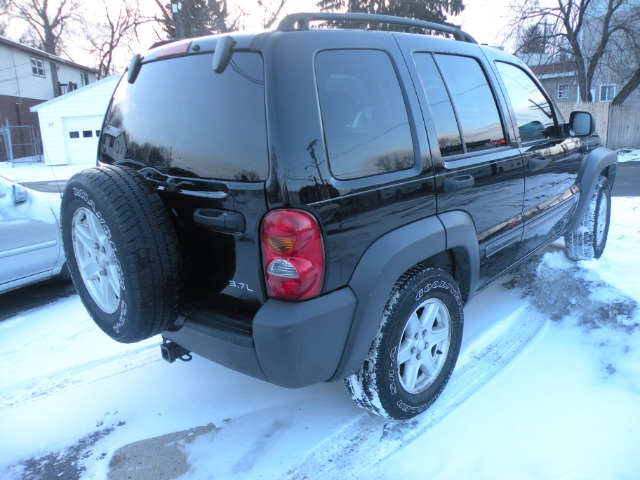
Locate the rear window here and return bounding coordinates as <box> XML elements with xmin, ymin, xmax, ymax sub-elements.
<box><xmin>100</xmin><ymin>52</ymin><xmax>268</xmax><ymax>181</ymax></box>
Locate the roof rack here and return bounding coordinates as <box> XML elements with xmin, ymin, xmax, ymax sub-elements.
<box><xmin>277</xmin><ymin>12</ymin><xmax>477</xmax><ymax>44</ymax></box>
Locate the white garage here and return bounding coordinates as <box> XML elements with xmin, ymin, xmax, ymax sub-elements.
<box><xmin>30</xmin><ymin>75</ymin><xmax>120</xmax><ymax>166</ymax></box>
<box><xmin>62</xmin><ymin>116</ymin><xmax>104</xmax><ymax>164</ymax></box>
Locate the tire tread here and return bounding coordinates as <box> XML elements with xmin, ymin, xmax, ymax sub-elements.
<box><xmin>61</xmin><ymin>166</ymin><xmax>183</xmax><ymax>343</ymax></box>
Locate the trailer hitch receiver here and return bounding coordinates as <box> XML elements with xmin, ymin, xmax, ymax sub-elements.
<box><xmin>161</xmin><ymin>339</ymin><xmax>192</xmax><ymax>363</ymax></box>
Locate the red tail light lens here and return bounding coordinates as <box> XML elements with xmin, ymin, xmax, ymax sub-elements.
<box><xmin>261</xmin><ymin>210</ymin><xmax>325</xmax><ymax>300</ymax></box>
<box><xmin>155</xmin><ymin>39</ymin><xmax>192</xmax><ymax>59</ymax></box>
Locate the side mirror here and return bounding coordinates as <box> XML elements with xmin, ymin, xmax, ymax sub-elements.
<box><xmin>569</xmin><ymin>111</ymin><xmax>594</xmax><ymax>137</ymax></box>
<box><xmin>13</xmin><ymin>184</ymin><xmax>29</xmax><ymax>205</ymax></box>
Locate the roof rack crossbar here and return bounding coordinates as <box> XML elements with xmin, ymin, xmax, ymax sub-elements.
<box><xmin>277</xmin><ymin>12</ymin><xmax>477</xmax><ymax>44</ymax></box>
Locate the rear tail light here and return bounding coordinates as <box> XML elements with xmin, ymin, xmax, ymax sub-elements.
<box><xmin>261</xmin><ymin>210</ymin><xmax>325</xmax><ymax>300</ymax></box>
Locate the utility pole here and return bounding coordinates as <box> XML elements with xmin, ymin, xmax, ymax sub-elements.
<box><xmin>172</xmin><ymin>1</ymin><xmax>186</xmax><ymax>39</ymax></box>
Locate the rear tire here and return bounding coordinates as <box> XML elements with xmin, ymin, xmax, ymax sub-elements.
<box><xmin>565</xmin><ymin>176</ymin><xmax>611</xmax><ymax>261</ymax></box>
<box><xmin>61</xmin><ymin>165</ymin><xmax>183</xmax><ymax>343</ymax></box>
<box><xmin>345</xmin><ymin>267</ymin><xmax>464</xmax><ymax>420</ymax></box>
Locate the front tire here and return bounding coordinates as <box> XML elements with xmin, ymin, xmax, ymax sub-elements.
<box><xmin>565</xmin><ymin>175</ymin><xmax>611</xmax><ymax>261</ymax></box>
<box><xmin>345</xmin><ymin>267</ymin><xmax>464</xmax><ymax>420</ymax></box>
<box><xmin>61</xmin><ymin>165</ymin><xmax>183</xmax><ymax>343</ymax></box>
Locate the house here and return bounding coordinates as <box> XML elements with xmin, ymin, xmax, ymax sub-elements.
<box><xmin>0</xmin><ymin>35</ymin><xmax>97</xmax><ymax>160</ymax></box>
<box><xmin>530</xmin><ymin>59</ymin><xmax>640</xmax><ymax>106</ymax></box>
<box><xmin>528</xmin><ymin>61</ymin><xmax>579</xmax><ymax>103</ymax></box>
<box><xmin>525</xmin><ymin>6</ymin><xmax>640</xmax><ymax>107</ymax></box>
<box><xmin>30</xmin><ymin>75</ymin><xmax>120</xmax><ymax>165</ymax></box>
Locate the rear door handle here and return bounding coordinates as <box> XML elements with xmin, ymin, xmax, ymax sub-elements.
<box><xmin>444</xmin><ymin>175</ymin><xmax>474</xmax><ymax>193</ymax></box>
<box><xmin>193</xmin><ymin>208</ymin><xmax>245</xmax><ymax>234</ymax></box>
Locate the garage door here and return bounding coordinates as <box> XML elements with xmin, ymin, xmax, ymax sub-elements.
<box><xmin>63</xmin><ymin>116</ymin><xmax>103</xmax><ymax>165</ymax></box>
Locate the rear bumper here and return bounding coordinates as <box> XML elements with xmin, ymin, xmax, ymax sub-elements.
<box><xmin>162</xmin><ymin>287</ymin><xmax>357</xmax><ymax>387</ymax></box>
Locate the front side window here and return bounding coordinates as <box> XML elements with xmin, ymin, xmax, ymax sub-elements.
<box><xmin>496</xmin><ymin>62</ymin><xmax>556</xmax><ymax>143</ymax></box>
<box><xmin>599</xmin><ymin>84</ymin><xmax>616</xmax><ymax>102</ymax></box>
<box><xmin>558</xmin><ymin>84</ymin><xmax>569</xmax><ymax>99</ymax></box>
<box><xmin>31</xmin><ymin>58</ymin><xmax>45</xmax><ymax>77</ymax></box>
<box><xmin>316</xmin><ymin>49</ymin><xmax>414</xmax><ymax>180</ymax></box>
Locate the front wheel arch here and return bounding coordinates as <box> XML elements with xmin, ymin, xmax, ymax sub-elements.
<box><xmin>565</xmin><ymin>175</ymin><xmax>611</xmax><ymax>261</ymax></box>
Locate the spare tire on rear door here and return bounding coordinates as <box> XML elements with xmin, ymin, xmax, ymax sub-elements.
<box><xmin>61</xmin><ymin>165</ymin><xmax>183</xmax><ymax>343</ymax></box>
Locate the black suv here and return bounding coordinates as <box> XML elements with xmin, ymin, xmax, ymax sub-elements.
<box><xmin>61</xmin><ymin>12</ymin><xmax>617</xmax><ymax>420</ymax></box>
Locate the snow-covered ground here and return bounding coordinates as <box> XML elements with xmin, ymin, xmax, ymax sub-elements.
<box><xmin>618</xmin><ymin>148</ymin><xmax>640</xmax><ymax>163</ymax></box>
<box><xmin>0</xmin><ymin>156</ymin><xmax>639</xmax><ymax>479</ymax></box>
<box><xmin>0</xmin><ymin>158</ymin><xmax>92</xmax><ymax>184</ymax></box>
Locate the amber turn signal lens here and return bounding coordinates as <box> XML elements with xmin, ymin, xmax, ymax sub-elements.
<box><xmin>265</xmin><ymin>236</ymin><xmax>295</xmax><ymax>254</ymax></box>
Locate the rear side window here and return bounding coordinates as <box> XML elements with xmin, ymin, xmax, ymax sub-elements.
<box><xmin>100</xmin><ymin>52</ymin><xmax>267</xmax><ymax>181</ymax></box>
<box><xmin>495</xmin><ymin>62</ymin><xmax>556</xmax><ymax>143</ymax></box>
<box><xmin>414</xmin><ymin>53</ymin><xmax>506</xmax><ymax>157</ymax></box>
<box><xmin>315</xmin><ymin>49</ymin><xmax>414</xmax><ymax>180</ymax></box>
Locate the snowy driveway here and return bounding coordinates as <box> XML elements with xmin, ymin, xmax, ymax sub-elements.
<box><xmin>1</xmin><ymin>197</ymin><xmax>639</xmax><ymax>479</ymax></box>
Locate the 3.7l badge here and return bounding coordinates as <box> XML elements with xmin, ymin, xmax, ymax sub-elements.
<box><xmin>228</xmin><ymin>280</ymin><xmax>253</xmax><ymax>292</ymax></box>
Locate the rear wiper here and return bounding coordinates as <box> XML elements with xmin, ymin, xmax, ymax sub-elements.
<box><xmin>115</xmin><ymin>158</ymin><xmax>146</xmax><ymax>169</ymax></box>
<box><xmin>139</xmin><ymin>167</ymin><xmax>228</xmax><ymax>199</ymax></box>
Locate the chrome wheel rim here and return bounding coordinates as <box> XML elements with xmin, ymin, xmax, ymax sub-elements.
<box><xmin>596</xmin><ymin>193</ymin><xmax>608</xmax><ymax>247</ymax></box>
<box><xmin>71</xmin><ymin>207</ymin><xmax>121</xmax><ymax>314</ymax></box>
<box><xmin>397</xmin><ymin>298</ymin><xmax>452</xmax><ymax>394</ymax></box>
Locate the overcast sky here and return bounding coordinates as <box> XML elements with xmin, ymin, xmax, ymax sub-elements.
<box><xmin>5</xmin><ymin>0</ymin><xmax>512</xmax><ymax>72</ymax></box>
<box><xmin>453</xmin><ymin>1</ymin><xmax>513</xmax><ymax>46</ymax></box>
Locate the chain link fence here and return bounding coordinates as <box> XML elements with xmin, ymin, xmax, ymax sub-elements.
<box><xmin>0</xmin><ymin>125</ymin><xmax>43</xmax><ymax>165</ymax></box>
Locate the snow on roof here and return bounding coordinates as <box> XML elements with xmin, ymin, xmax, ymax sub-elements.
<box><xmin>29</xmin><ymin>75</ymin><xmax>120</xmax><ymax>113</ymax></box>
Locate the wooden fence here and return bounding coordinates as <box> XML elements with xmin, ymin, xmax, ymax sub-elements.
<box><xmin>556</xmin><ymin>102</ymin><xmax>640</xmax><ymax>149</ymax></box>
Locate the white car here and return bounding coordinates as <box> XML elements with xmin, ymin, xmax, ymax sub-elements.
<box><xmin>0</xmin><ymin>175</ymin><xmax>66</xmax><ymax>294</ymax></box>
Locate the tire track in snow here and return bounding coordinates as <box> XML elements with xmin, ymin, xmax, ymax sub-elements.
<box><xmin>287</xmin><ymin>307</ymin><xmax>546</xmax><ymax>479</ymax></box>
<box><xmin>0</xmin><ymin>344</ymin><xmax>160</xmax><ymax>411</ymax></box>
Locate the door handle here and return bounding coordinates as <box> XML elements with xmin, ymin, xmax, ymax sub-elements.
<box><xmin>193</xmin><ymin>208</ymin><xmax>245</xmax><ymax>234</ymax></box>
<box><xmin>444</xmin><ymin>175</ymin><xmax>475</xmax><ymax>193</ymax></box>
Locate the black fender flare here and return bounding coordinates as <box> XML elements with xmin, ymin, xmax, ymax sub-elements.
<box><xmin>332</xmin><ymin>211</ymin><xmax>479</xmax><ymax>380</ymax></box>
<box><xmin>568</xmin><ymin>146</ymin><xmax>618</xmax><ymax>231</ymax></box>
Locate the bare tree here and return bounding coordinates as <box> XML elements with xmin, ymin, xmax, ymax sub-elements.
<box><xmin>7</xmin><ymin>0</ymin><xmax>83</xmax><ymax>97</ymax></box>
<box><xmin>613</xmin><ymin>66</ymin><xmax>640</xmax><ymax>104</ymax></box>
<box><xmin>257</xmin><ymin>0</ymin><xmax>288</xmax><ymax>29</ymax></box>
<box><xmin>154</xmin><ymin>0</ymin><xmax>238</xmax><ymax>39</ymax></box>
<box><xmin>605</xmin><ymin>4</ymin><xmax>640</xmax><ymax>104</ymax></box>
<box><xmin>0</xmin><ymin>1</ymin><xmax>8</xmax><ymax>36</ymax></box>
<box><xmin>81</xmin><ymin>0</ymin><xmax>151</xmax><ymax>78</ymax></box>
<box><xmin>508</xmin><ymin>0</ymin><xmax>629</xmax><ymax>102</ymax></box>
<box><xmin>151</xmin><ymin>0</ymin><xmax>289</xmax><ymax>42</ymax></box>
<box><xmin>513</xmin><ymin>23</ymin><xmax>552</xmax><ymax>66</ymax></box>
<box><xmin>8</xmin><ymin>0</ymin><xmax>81</xmax><ymax>55</ymax></box>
